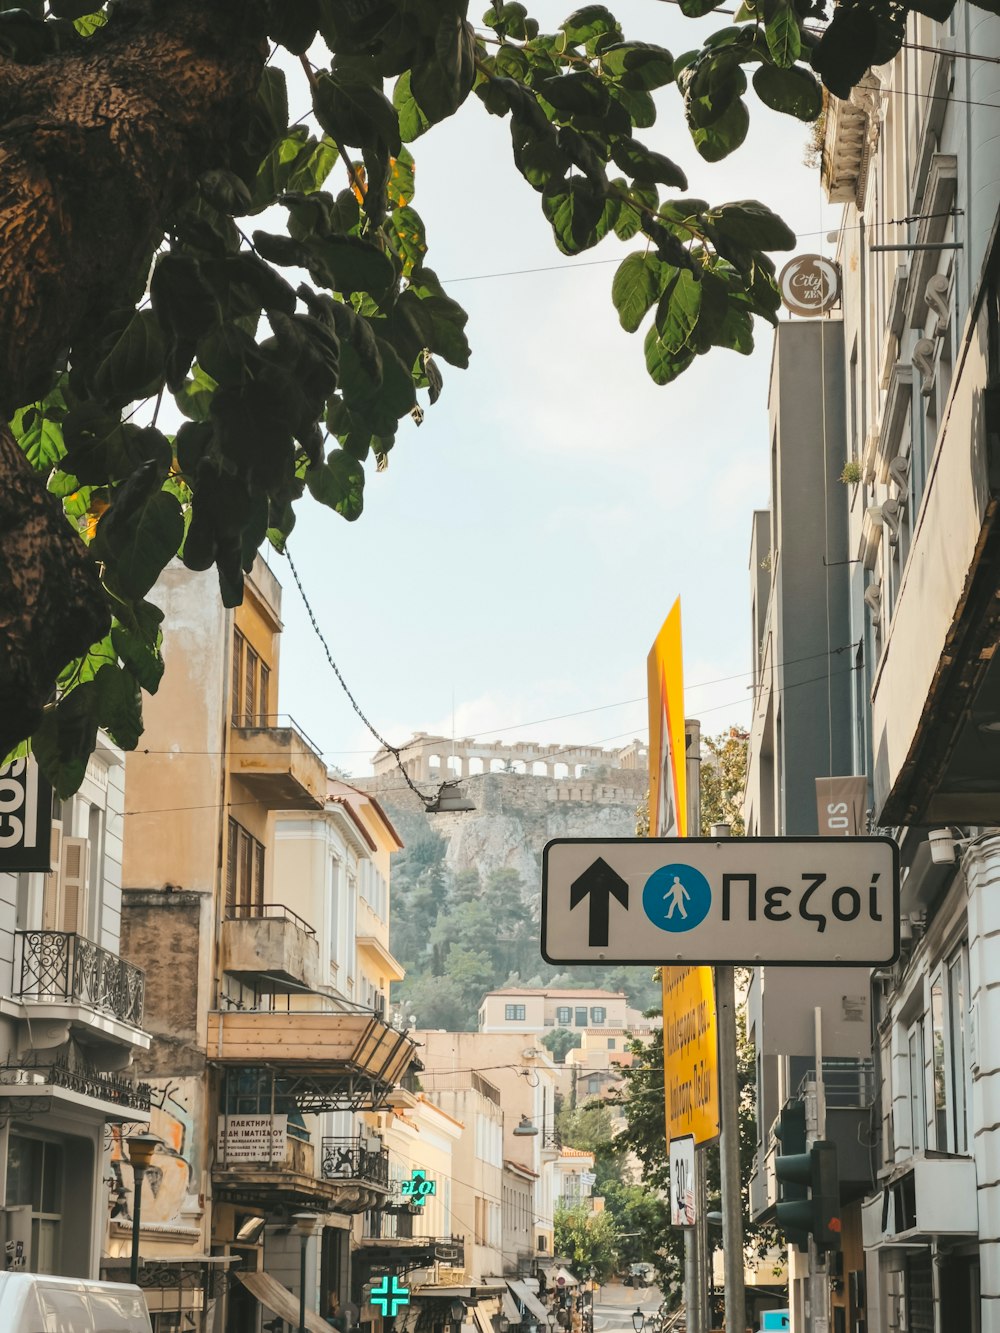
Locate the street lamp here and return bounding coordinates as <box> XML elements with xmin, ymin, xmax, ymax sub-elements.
<box><xmin>125</xmin><ymin>1132</ymin><xmax>162</xmax><ymax>1286</ymax></box>
<box><xmin>631</xmin><ymin>1309</ymin><xmax>645</xmax><ymax>1333</ymax></box>
<box><xmin>292</xmin><ymin>1212</ymin><xmax>320</xmax><ymax>1333</ymax></box>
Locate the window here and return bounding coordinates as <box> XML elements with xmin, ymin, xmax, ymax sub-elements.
<box><xmin>607</xmin><ymin>1038</ymin><xmax>616</xmax><ymax>1050</ymax></box>
<box><xmin>226</xmin><ymin>818</ymin><xmax>265</xmax><ymax>917</ymax></box>
<box><xmin>591</xmin><ymin>1007</ymin><xmax>606</xmax><ymax>1024</ymax></box>
<box><xmin>231</xmin><ymin>629</ymin><xmax>271</xmax><ymax>727</ymax></box>
<box><xmin>556</xmin><ymin>1006</ymin><xmax>572</xmax><ymax>1025</ymax></box>
<box><xmin>948</xmin><ymin>949</ymin><xmax>969</xmax><ymax>1153</ymax></box>
<box><xmin>928</xmin><ymin>946</ymin><xmax>970</xmax><ymax>1154</ymax></box>
<box><xmin>907</xmin><ymin>1018</ymin><xmax>926</xmax><ymax>1152</ymax></box>
<box><xmin>6</xmin><ymin>1135</ymin><xmax>64</xmax><ymax>1272</ymax></box>
<box><xmin>505</xmin><ymin>1004</ymin><xmax>526</xmax><ymax>1022</ymax></box>
<box><xmin>931</xmin><ymin>977</ymin><xmax>947</xmax><ymax>1150</ymax></box>
<box><xmin>575</xmin><ymin>1007</ymin><xmax>588</xmax><ymax>1027</ymax></box>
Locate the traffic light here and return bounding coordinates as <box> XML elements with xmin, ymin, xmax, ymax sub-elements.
<box><xmin>773</xmin><ymin>1100</ymin><xmax>809</xmax><ymax>1251</ymax></box>
<box><xmin>775</xmin><ymin>1126</ymin><xmax>841</xmax><ymax>1254</ymax></box>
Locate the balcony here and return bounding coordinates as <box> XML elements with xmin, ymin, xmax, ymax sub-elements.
<box><xmin>862</xmin><ymin>1156</ymin><xmax>978</xmax><ymax>1246</ymax></box>
<box><xmin>4</xmin><ymin>931</ymin><xmax>149</xmax><ymax>1054</ymax></box>
<box><xmin>0</xmin><ymin>1051</ymin><xmax>151</xmax><ymax>1122</ymax></box>
<box><xmin>221</xmin><ymin>904</ymin><xmax>319</xmax><ymax>993</ymax></box>
<box><xmin>205</xmin><ymin>1005</ymin><xmax>418</xmax><ymax>1112</ymax></box>
<box><xmin>213</xmin><ymin>1134</ymin><xmax>350</xmax><ymax>1212</ymax></box>
<box><xmin>320</xmin><ymin>1134</ymin><xmax>391</xmax><ymax>1212</ymax></box>
<box><xmin>229</xmin><ymin>714</ymin><xmax>328</xmax><ymax>810</ymax></box>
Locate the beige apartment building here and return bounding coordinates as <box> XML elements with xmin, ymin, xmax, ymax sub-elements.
<box><xmin>478</xmin><ymin>988</ymin><xmax>630</xmax><ymax>1036</ymax></box>
<box><xmin>114</xmin><ymin>558</ymin><xmax>418</xmax><ymax>1333</ymax></box>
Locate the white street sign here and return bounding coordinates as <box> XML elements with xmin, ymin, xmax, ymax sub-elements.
<box><xmin>541</xmin><ymin>836</ymin><xmax>899</xmax><ymax>966</ymax></box>
<box><xmin>670</xmin><ymin>1135</ymin><xmax>696</xmax><ymax>1227</ymax></box>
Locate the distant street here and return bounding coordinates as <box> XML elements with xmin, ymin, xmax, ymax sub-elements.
<box><xmin>591</xmin><ymin>1285</ymin><xmax>666</xmax><ymax>1333</ymax></box>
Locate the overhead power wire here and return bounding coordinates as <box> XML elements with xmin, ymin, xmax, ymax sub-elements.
<box><xmin>121</xmin><ymin>653</ymin><xmax>860</xmax><ymax>816</ymax></box>
<box><xmin>132</xmin><ymin>639</ymin><xmax>858</xmax><ymax>758</ymax></box>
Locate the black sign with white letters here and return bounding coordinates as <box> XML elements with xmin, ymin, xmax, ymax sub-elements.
<box><xmin>0</xmin><ymin>758</ymin><xmax>53</xmax><ymax>872</ymax></box>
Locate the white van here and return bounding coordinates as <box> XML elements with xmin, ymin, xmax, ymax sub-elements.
<box><xmin>0</xmin><ymin>1272</ymin><xmax>153</xmax><ymax>1332</ymax></box>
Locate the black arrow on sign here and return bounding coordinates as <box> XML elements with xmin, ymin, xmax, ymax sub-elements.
<box><xmin>570</xmin><ymin>857</ymin><xmax>629</xmax><ymax>948</ymax></box>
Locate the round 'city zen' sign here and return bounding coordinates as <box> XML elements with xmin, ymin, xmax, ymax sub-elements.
<box><xmin>778</xmin><ymin>254</ymin><xmax>841</xmax><ymax>317</ymax></box>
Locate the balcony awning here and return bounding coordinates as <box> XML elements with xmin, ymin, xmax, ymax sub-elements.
<box><xmin>236</xmin><ymin>1271</ymin><xmax>330</xmax><ymax>1333</ymax></box>
<box><xmin>206</xmin><ymin>1009</ymin><xmax>418</xmax><ymax>1111</ymax></box>
<box><xmin>508</xmin><ymin>1281</ymin><xmax>549</xmax><ymax>1324</ymax></box>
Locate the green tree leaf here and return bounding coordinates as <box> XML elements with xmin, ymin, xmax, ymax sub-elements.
<box><xmin>95</xmin><ymin>487</ymin><xmax>185</xmax><ymax>600</ymax></box>
<box><xmin>690</xmin><ymin>95</ymin><xmax>750</xmax><ymax>162</ymax></box>
<box><xmin>752</xmin><ymin>63</ymin><xmax>823</xmax><ymax>120</ymax></box>
<box><xmin>706</xmin><ymin>200</ymin><xmax>797</xmax><ymax>251</ymax></box>
<box><xmin>562</xmin><ymin>5</ymin><xmax>619</xmax><ymax>44</ymax></box>
<box><xmin>611</xmin><ymin>252</ymin><xmax>672</xmax><ymax>333</ymax></box>
<box><xmin>765</xmin><ymin>0</ymin><xmax>803</xmax><ymax>67</ymax></box>
<box><xmin>542</xmin><ymin>178</ymin><xmax>608</xmax><ymax>254</ymax></box>
<box><xmin>305</xmin><ymin>448</ymin><xmax>365</xmax><ymax>520</ymax></box>
<box><xmin>91</xmin><ymin>311</ymin><xmax>166</xmax><ymax>406</ymax></box>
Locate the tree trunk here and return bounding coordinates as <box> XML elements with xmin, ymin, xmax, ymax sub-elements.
<box><xmin>0</xmin><ymin>1</ymin><xmax>267</xmax><ymax>753</ymax></box>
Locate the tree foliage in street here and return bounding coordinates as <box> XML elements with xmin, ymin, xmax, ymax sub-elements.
<box><xmin>2</xmin><ymin>0</ymin><xmax>973</xmax><ymax>783</ymax></box>
<box><xmin>699</xmin><ymin>726</ymin><xmax>749</xmax><ymax>834</ymax></box>
<box><xmin>554</xmin><ymin>1201</ymin><xmax>621</xmax><ymax>1282</ymax></box>
<box><xmin>611</xmin><ymin>1017</ymin><xmax>779</xmax><ymax>1301</ymax></box>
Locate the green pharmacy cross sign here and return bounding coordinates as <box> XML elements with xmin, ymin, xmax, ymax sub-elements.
<box><xmin>401</xmin><ymin>1168</ymin><xmax>437</xmax><ymax>1207</ymax></box>
<box><xmin>372</xmin><ymin>1275</ymin><xmax>411</xmax><ymax>1317</ymax></box>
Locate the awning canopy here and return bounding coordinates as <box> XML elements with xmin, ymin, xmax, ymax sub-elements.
<box><xmin>508</xmin><ymin>1280</ymin><xmax>549</xmax><ymax>1324</ymax></box>
<box><xmin>552</xmin><ymin>1268</ymin><xmax>578</xmax><ymax>1287</ymax></box>
<box><xmin>502</xmin><ymin>1292</ymin><xmax>521</xmax><ymax>1324</ymax></box>
<box><xmin>235</xmin><ymin>1270</ymin><xmax>330</xmax><ymax>1333</ymax></box>
<box><xmin>472</xmin><ymin>1305</ymin><xmax>495</xmax><ymax>1333</ymax></box>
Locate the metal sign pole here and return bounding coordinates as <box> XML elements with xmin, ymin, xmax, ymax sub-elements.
<box><xmin>716</xmin><ymin>964</ymin><xmax>745</xmax><ymax>1333</ymax></box>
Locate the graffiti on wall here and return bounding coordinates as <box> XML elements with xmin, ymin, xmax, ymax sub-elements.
<box><xmin>108</xmin><ymin>1078</ymin><xmax>202</xmax><ymax>1234</ymax></box>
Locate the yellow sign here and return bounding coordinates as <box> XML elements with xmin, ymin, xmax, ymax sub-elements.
<box><xmin>647</xmin><ymin>599</ymin><xmax>720</xmax><ymax>1146</ymax></box>
<box><xmin>662</xmin><ymin>965</ymin><xmax>720</xmax><ymax>1145</ymax></box>
<box><xmin>647</xmin><ymin>598</ymin><xmax>687</xmax><ymax>839</ymax></box>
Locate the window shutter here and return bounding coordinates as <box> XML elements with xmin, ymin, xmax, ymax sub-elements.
<box><xmin>259</xmin><ymin>664</ymin><xmax>270</xmax><ymax>726</ymax></box>
<box><xmin>245</xmin><ymin>647</ymin><xmax>258</xmax><ymax>728</ymax></box>
<box><xmin>42</xmin><ymin>824</ymin><xmax>63</xmax><ymax>930</ymax></box>
<box><xmin>226</xmin><ymin>819</ymin><xmax>238</xmax><ymax>914</ymax></box>
<box><xmin>253</xmin><ymin>840</ymin><xmax>265</xmax><ymax>913</ymax></box>
<box><xmin>59</xmin><ymin>836</ymin><xmax>89</xmax><ymax>935</ymax></box>
<box><xmin>231</xmin><ymin>631</ymin><xmax>245</xmax><ymax>726</ymax></box>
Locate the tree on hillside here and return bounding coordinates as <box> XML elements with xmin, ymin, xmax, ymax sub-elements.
<box><xmin>542</xmin><ymin>1026</ymin><xmax>583</xmax><ymax>1063</ymax></box>
<box><xmin>0</xmin><ymin>0</ymin><xmax>925</xmax><ymax>784</ymax></box>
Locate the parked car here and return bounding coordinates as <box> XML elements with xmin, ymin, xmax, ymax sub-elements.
<box><xmin>0</xmin><ymin>1272</ymin><xmax>152</xmax><ymax>1332</ymax></box>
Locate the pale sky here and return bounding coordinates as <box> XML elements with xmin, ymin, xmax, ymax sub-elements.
<box><xmin>267</xmin><ymin>2</ymin><xmax>838</xmax><ymax>780</ymax></box>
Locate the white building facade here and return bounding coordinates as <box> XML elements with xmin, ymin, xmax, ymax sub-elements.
<box><xmin>0</xmin><ymin>742</ymin><xmax>150</xmax><ymax>1281</ymax></box>
<box><xmin>745</xmin><ymin>4</ymin><xmax>1000</xmax><ymax>1329</ymax></box>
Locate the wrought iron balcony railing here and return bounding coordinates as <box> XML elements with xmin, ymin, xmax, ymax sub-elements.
<box><xmin>321</xmin><ymin>1135</ymin><xmax>390</xmax><ymax>1188</ymax></box>
<box><xmin>15</xmin><ymin>931</ymin><xmax>145</xmax><ymax>1028</ymax></box>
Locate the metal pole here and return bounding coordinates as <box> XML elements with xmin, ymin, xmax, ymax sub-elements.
<box><xmin>809</xmin><ymin>1008</ymin><xmax>829</xmax><ymax>1333</ymax></box>
<box><xmin>129</xmin><ymin>1166</ymin><xmax>145</xmax><ymax>1286</ymax></box>
<box><xmin>716</xmin><ymin>965</ymin><xmax>745</xmax><ymax>1333</ymax></box>
<box><xmin>684</xmin><ymin>1227</ymin><xmax>698</xmax><ymax>1332</ymax></box>
<box><xmin>695</xmin><ymin>1146</ymin><xmax>710</xmax><ymax>1332</ymax></box>
<box><xmin>684</xmin><ymin>721</ymin><xmax>704</xmax><ymax>1333</ymax></box>
<box><xmin>299</xmin><ymin>1232</ymin><xmax>308</xmax><ymax>1333</ymax></box>
<box><xmin>710</xmin><ymin>823</ymin><xmax>745</xmax><ymax>1333</ymax></box>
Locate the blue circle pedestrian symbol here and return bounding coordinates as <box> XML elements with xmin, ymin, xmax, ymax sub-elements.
<box><xmin>642</xmin><ymin>863</ymin><xmax>712</xmax><ymax>933</ymax></box>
